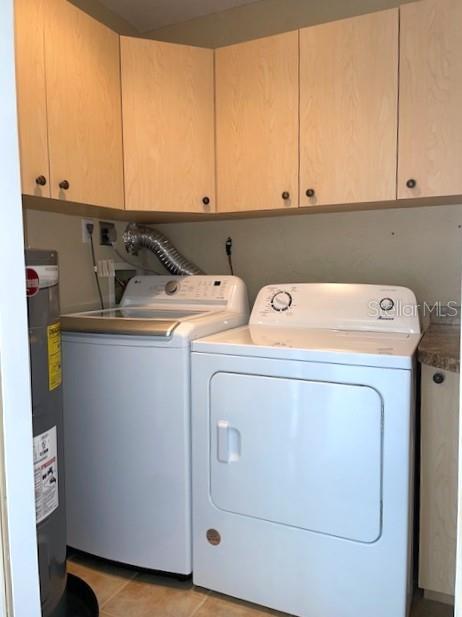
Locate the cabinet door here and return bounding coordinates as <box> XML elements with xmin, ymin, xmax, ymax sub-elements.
<box><xmin>300</xmin><ymin>10</ymin><xmax>398</xmax><ymax>207</ymax></box>
<box><xmin>45</xmin><ymin>0</ymin><xmax>124</xmax><ymax>209</ymax></box>
<box><xmin>419</xmin><ymin>364</ymin><xmax>459</xmax><ymax>596</ymax></box>
<box><xmin>121</xmin><ymin>37</ymin><xmax>215</xmax><ymax>213</ymax></box>
<box><xmin>216</xmin><ymin>32</ymin><xmax>298</xmax><ymax>212</ymax></box>
<box><xmin>14</xmin><ymin>0</ymin><xmax>50</xmax><ymax>197</ymax></box>
<box><xmin>399</xmin><ymin>0</ymin><xmax>462</xmax><ymax>199</ymax></box>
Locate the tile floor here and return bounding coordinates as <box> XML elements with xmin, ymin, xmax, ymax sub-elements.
<box><xmin>67</xmin><ymin>551</ymin><xmax>453</xmax><ymax>617</ymax></box>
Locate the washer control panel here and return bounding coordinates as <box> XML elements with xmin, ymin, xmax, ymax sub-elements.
<box><xmin>120</xmin><ymin>275</ymin><xmax>249</xmax><ymax>315</ymax></box>
<box><xmin>250</xmin><ymin>283</ymin><xmax>420</xmax><ymax>334</ymax></box>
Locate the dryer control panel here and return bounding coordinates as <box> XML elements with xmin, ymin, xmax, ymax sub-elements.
<box><xmin>250</xmin><ymin>283</ymin><xmax>421</xmax><ymax>334</ymax></box>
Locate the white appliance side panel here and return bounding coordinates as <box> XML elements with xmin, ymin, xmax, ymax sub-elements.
<box><xmin>192</xmin><ymin>353</ymin><xmax>413</xmax><ymax>617</ymax></box>
<box><xmin>210</xmin><ymin>374</ymin><xmax>382</xmax><ymax>542</ymax></box>
<box><xmin>63</xmin><ymin>338</ymin><xmax>191</xmax><ymax>574</ymax></box>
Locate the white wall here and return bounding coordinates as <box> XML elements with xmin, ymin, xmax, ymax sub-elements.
<box><xmin>0</xmin><ymin>1</ymin><xmax>41</xmax><ymax>615</ymax></box>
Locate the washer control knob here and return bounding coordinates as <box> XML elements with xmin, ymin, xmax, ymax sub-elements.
<box><xmin>271</xmin><ymin>291</ymin><xmax>292</xmax><ymax>312</ymax></box>
<box><xmin>165</xmin><ymin>280</ymin><xmax>178</xmax><ymax>295</ymax></box>
<box><xmin>379</xmin><ymin>297</ymin><xmax>395</xmax><ymax>311</ymax></box>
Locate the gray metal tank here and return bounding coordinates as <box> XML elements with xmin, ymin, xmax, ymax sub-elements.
<box><xmin>26</xmin><ymin>249</ymin><xmax>67</xmax><ymax>617</ymax></box>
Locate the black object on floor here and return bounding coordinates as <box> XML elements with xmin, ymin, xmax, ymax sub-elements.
<box><xmin>65</xmin><ymin>574</ymin><xmax>99</xmax><ymax>617</ymax></box>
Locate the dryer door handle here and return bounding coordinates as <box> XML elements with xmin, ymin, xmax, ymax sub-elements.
<box><xmin>217</xmin><ymin>420</ymin><xmax>241</xmax><ymax>463</ymax></box>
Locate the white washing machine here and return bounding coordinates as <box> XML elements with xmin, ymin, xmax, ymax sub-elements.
<box><xmin>61</xmin><ymin>275</ymin><xmax>248</xmax><ymax>575</ymax></box>
<box><xmin>191</xmin><ymin>283</ymin><xmax>421</xmax><ymax>617</ymax></box>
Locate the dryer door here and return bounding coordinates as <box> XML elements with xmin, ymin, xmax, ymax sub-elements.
<box><xmin>209</xmin><ymin>372</ymin><xmax>383</xmax><ymax>543</ymax></box>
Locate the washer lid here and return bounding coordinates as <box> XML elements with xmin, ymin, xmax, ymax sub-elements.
<box><xmin>192</xmin><ymin>325</ymin><xmax>422</xmax><ymax>369</ymax></box>
<box><xmin>61</xmin><ymin>307</ymin><xmax>207</xmax><ymax>336</ymax></box>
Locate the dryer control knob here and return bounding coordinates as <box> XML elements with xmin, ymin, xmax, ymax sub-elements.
<box><xmin>271</xmin><ymin>291</ymin><xmax>292</xmax><ymax>312</ymax></box>
<box><xmin>379</xmin><ymin>297</ymin><xmax>395</xmax><ymax>311</ymax></box>
<box><xmin>165</xmin><ymin>280</ymin><xmax>178</xmax><ymax>295</ymax></box>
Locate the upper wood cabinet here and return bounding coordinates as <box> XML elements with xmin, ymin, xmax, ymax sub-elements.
<box><xmin>14</xmin><ymin>0</ymin><xmax>462</xmax><ymax>216</ymax></box>
<box><xmin>121</xmin><ymin>37</ymin><xmax>215</xmax><ymax>213</ymax></box>
<box><xmin>398</xmin><ymin>0</ymin><xmax>462</xmax><ymax>199</ymax></box>
<box><xmin>215</xmin><ymin>32</ymin><xmax>299</xmax><ymax>212</ymax></box>
<box><xmin>300</xmin><ymin>10</ymin><xmax>399</xmax><ymax>207</ymax></box>
<box><xmin>15</xmin><ymin>0</ymin><xmax>50</xmax><ymax>197</ymax></box>
<box><xmin>45</xmin><ymin>0</ymin><xmax>124</xmax><ymax>208</ymax></box>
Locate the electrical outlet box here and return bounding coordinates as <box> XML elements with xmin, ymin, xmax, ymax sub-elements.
<box><xmin>81</xmin><ymin>219</ymin><xmax>94</xmax><ymax>243</ymax></box>
<box><xmin>99</xmin><ymin>221</ymin><xmax>117</xmax><ymax>246</ymax></box>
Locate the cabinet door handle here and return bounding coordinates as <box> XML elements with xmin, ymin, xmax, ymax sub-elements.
<box><xmin>35</xmin><ymin>175</ymin><xmax>47</xmax><ymax>186</ymax></box>
<box><xmin>306</xmin><ymin>188</ymin><xmax>315</xmax><ymax>198</ymax></box>
<box><xmin>282</xmin><ymin>191</ymin><xmax>290</xmax><ymax>200</ymax></box>
<box><xmin>59</xmin><ymin>180</ymin><xmax>70</xmax><ymax>190</ymax></box>
<box><xmin>433</xmin><ymin>372</ymin><xmax>445</xmax><ymax>384</ymax></box>
<box><xmin>406</xmin><ymin>178</ymin><xmax>416</xmax><ymax>189</ymax></box>
<box><xmin>202</xmin><ymin>196</ymin><xmax>210</xmax><ymax>206</ymax></box>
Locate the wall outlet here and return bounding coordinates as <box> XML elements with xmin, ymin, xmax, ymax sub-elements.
<box><xmin>99</xmin><ymin>221</ymin><xmax>117</xmax><ymax>246</ymax></box>
<box><xmin>81</xmin><ymin>219</ymin><xmax>94</xmax><ymax>243</ymax></box>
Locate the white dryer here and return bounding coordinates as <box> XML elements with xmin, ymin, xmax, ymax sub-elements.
<box><xmin>191</xmin><ymin>283</ymin><xmax>421</xmax><ymax>617</ymax></box>
<box><xmin>61</xmin><ymin>275</ymin><xmax>248</xmax><ymax>575</ymax></box>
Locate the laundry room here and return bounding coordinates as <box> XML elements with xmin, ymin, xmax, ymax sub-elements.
<box><xmin>0</xmin><ymin>0</ymin><xmax>461</xmax><ymax>616</ymax></box>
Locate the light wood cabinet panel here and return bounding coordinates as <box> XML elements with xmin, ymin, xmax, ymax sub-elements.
<box><xmin>14</xmin><ymin>0</ymin><xmax>50</xmax><ymax>197</ymax></box>
<box><xmin>399</xmin><ymin>0</ymin><xmax>462</xmax><ymax>199</ymax></box>
<box><xmin>419</xmin><ymin>364</ymin><xmax>459</xmax><ymax>597</ymax></box>
<box><xmin>121</xmin><ymin>37</ymin><xmax>215</xmax><ymax>213</ymax></box>
<box><xmin>300</xmin><ymin>10</ymin><xmax>398</xmax><ymax>207</ymax></box>
<box><xmin>45</xmin><ymin>0</ymin><xmax>124</xmax><ymax>209</ymax></box>
<box><xmin>215</xmin><ymin>32</ymin><xmax>299</xmax><ymax>212</ymax></box>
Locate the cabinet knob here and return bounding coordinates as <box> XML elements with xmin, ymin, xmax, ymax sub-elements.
<box><xmin>59</xmin><ymin>180</ymin><xmax>70</xmax><ymax>190</ymax></box>
<box><xmin>433</xmin><ymin>372</ymin><xmax>445</xmax><ymax>384</ymax></box>
<box><xmin>202</xmin><ymin>196</ymin><xmax>210</xmax><ymax>206</ymax></box>
<box><xmin>35</xmin><ymin>175</ymin><xmax>47</xmax><ymax>186</ymax></box>
<box><xmin>306</xmin><ymin>188</ymin><xmax>315</xmax><ymax>198</ymax></box>
<box><xmin>406</xmin><ymin>178</ymin><xmax>416</xmax><ymax>189</ymax></box>
<box><xmin>282</xmin><ymin>191</ymin><xmax>290</xmax><ymax>200</ymax></box>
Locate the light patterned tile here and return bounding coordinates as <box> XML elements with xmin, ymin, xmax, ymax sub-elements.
<box><xmin>67</xmin><ymin>553</ymin><xmax>136</xmax><ymax>607</ymax></box>
<box><xmin>102</xmin><ymin>572</ymin><xmax>208</xmax><ymax>617</ymax></box>
<box><xmin>194</xmin><ymin>593</ymin><xmax>292</xmax><ymax>617</ymax></box>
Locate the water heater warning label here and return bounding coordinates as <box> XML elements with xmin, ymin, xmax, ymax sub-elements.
<box><xmin>47</xmin><ymin>323</ymin><xmax>62</xmax><ymax>391</ymax></box>
<box><xmin>33</xmin><ymin>427</ymin><xmax>59</xmax><ymax>524</ymax></box>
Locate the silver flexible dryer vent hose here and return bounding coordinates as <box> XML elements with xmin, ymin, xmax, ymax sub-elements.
<box><xmin>122</xmin><ymin>223</ymin><xmax>204</xmax><ymax>276</ymax></box>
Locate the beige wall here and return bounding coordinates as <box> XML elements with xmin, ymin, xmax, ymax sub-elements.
<box><xmin>23</xmin><ymin>206</ymin><xmax>145</xmax><ymax>313</ymax></box>
<box><xmin>153</xmin><ymin>204</ymin><xmax>462</xmax><ymax>306</ymax></box>
<box><xmin>25</xmin><ymin>206</ymin><xmax>462</xmax><ymax>311</ymax></box>
<box><xmin>23</xmin><ymin>202</ymin><xmax>462</xmax><ymax>313</ymax></box>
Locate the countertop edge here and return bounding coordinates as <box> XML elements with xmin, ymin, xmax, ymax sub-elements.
<box><xmin>418</xmin><ymin>324</ymin><xmax>460</xmax><ymax>374</ymax></box>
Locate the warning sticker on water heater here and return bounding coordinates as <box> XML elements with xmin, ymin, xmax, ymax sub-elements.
<box><xmin>47</xmin><ymin>323</ymin><xmax>62</xmax><ymax>391</ymax></box>
<box><xmin>33</xmin><ymin>427</ymin><xmax>59</xmax><ymax>524</ymax></box>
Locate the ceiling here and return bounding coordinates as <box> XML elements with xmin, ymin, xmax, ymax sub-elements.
<box><xmin>97</xmin><ymin>0</ymin><xmax>259</xmax><ymax>33</ymax></box>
